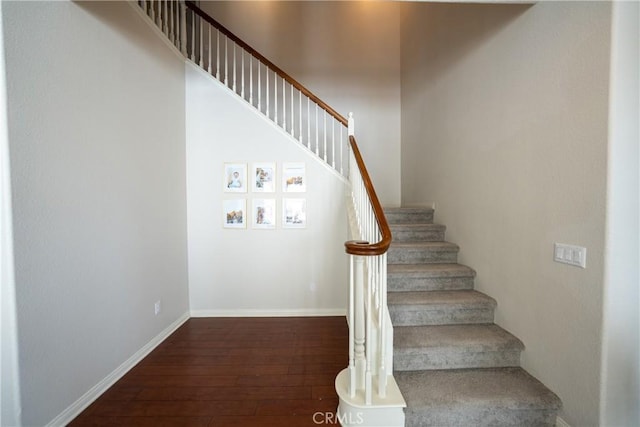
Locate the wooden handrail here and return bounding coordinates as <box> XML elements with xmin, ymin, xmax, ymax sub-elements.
<box><xmin>184</xmin><ymin>0</ymin><xmax>347</xmax><ymax>126</ymax></box>
<box><xmin>345</xmin><ymin>135</ymin><xmax>392</xmax><ymax>256</ymax></box>
<box><xmin>183</xmin><ymin>1</ymin><xmax>389</xmax><ymax>257</ymax></box>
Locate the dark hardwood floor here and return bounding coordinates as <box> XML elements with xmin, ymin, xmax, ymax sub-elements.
<box><xmin>69</xmin><ymin>316</ymin><xmax>348</xmax><ymax>427</ymax></box>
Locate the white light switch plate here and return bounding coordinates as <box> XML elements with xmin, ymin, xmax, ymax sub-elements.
<box><xmin>554</xmin><ymin>243</ymin><xmax>587</xmax><ymax>268</ymax></box>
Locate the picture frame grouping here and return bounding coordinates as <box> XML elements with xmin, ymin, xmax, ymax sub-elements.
<box><xmin>222</xmin><ymin>162</ymin><xmax>306</xmax><ymax>229</ymax></box>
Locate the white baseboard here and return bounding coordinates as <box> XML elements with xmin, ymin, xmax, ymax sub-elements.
<box><xmin>46</xmin><ymin>311</ymin><xmax>190</xmax><ymax>427</ymax></box>
<box><xmin>191</xmin><ymin>308</ymin><xmax>347</xmax><ymax>317</ymax></box>
<box><xmin>556</xmin><ymin>416</ymin><xmax>571</xmax><ymax>427</ymax></box>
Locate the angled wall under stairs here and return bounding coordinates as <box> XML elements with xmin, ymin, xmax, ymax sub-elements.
<box><xmin>385</xmin><ymin>207</ymin><xmax>562</xmax><ymax>426</ymax></box>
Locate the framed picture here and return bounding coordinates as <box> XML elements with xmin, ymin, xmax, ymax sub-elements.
<box><xmin>223</xmin><ymin>163</ymin><xmax>247</xmax><ymax>193</ymax></box>
<box><xmin>222</xmin><ymin>199</ymin><xmax>246</xmax><ymax>229</ymax></box>
<box><xmin>252</xmin><ymin>198</ymin><xmax>276</xmax><ymax>229</ymax></box>
<box><xmin>252</xmin><ymin>162</ymin><xmax>276</xmax><ymax>193</ymax></box>
<box><xmin>283</xmin><ymin>198</ymin><xmax>306</xmax><ymax>228</ymax></box>
<box><xmin>282</xmin><ymin>162</ymin><xmax>306</xmax><ymax>192</ymax></box>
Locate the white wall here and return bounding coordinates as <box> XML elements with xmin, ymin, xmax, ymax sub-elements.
<box><xmin>3</xmin><ymin>2</ymin><xmax>189</xmax><ymax>425</ymax></box>
<box><xmin>199</xmin><ymin>1</ymin><xmax>402</xmax><ymax>206</ymax></box>
<box><xmin>400</xmin><ymin>2</ymin><xmax>611</xmax><ymax>426</ymax></box>
<box><xmin>600</xmin><ymin>1</ymin><xmax>640</xmax><ymax>425</ymax></box>
<box><xmin>186</xmin><ymin>64</ymin><xmax>347</xmax><ymax>315</ymax></box>
<box><xmin>0</xmin><ymin>1</ymin><xmax>22</xmax><ymax>424</ymax></box>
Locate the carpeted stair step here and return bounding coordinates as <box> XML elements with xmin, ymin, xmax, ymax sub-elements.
<box><xmin>388</xmin><ymin>241</ymin><xmax>459</xmax><ymax>264</ymax></box>
<box><xmin>389</xmin><ymin>223</ymin><xmax>446</xmax><ymax>242</ymax></box>
<box><xmin>394</xmin><ymin>324</ymin><xmax>524</xmax><ymax>371</ymax></box>
<box><xmin>395</xmin><ymin>367</ymin><xmax>562</xmax><ymax>427</ymax></box>
<box><xmin>388</xmin><ymin>290</ymin><xmax>496</xmax><ymax>326</ymax></box>
<box><xmin>388</xmin><ymin>263</ymin><xmax>476</xmax><ymax>292</ymax></box>
<box><xmin>384</xmin><ymin>207</ymin><xmax>434</xmax><ymax>224</ymax></box>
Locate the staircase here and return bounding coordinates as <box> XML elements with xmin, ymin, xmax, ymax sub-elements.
<box><xmin>385</xmin><ymin>207</ymin><xmax>562</xmax><ymax>426</ymax></box>
<box><xmin>132</xmin><ymin>3</ymin><xmax>562</xmax><ymax>424</ymax></box>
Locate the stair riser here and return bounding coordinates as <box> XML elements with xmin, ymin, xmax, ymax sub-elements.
<box><xmin>404</xmin><ymin>408</ymin><xmax>558</xmax><ymax>427</ymax></box>
<box><xmin>394</xmin><ymin>349</ymin><xmax>521</xmax><ymax>371</ymax></box>
<box><xmin>388</xmin><ymin>248</ymin><xmax>457</xmax><ymax>264</ymax></box>
<box><xmin>388</xmin><ymin>276</ymin><xmax>474</xmax><ymax>292</ymax></box>
<box><xmin>390</xmin><ymin>228</ymin><xmax>445</xmax><ymax>242</ymax></box>
<box><xmin>389</xmin><ymin>307</ymin><xmax>494</xmax><ymax>326</ymax></box>
<box><xmin>385</xmin><ymin>210</ymin><xmax>433</xmax><ymax>224</ymax></box>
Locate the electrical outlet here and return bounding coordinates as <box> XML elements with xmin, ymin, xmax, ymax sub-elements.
<box><xmin>554</xmin><ymin>243</ymin><xmax>587</xmax><ymax>268</ymax></box>
<box><xmin>154</xmin><ymin>300</ymin><xmax>161</xmax><ymax>315</ymax></box>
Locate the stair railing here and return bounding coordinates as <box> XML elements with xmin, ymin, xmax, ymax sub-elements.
<box><xmin>136</xmin><ymin>0</ymin><xmax>393</xmax><ymax>405</ymax></box>
<box><xmin>137</xmin><ymin>0</ymin><xmax>349</xmax><ymax>177</ymax></box>
<box><xmin>345</xmin><ymin>117</ymin><xmax>393</xmax><ymax>404</ymax></box>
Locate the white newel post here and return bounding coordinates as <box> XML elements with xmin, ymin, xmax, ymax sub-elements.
<box><xmin>353</xmin><ymin>255</ymin><xmax>366</xmax><ymax>391</ymax></box>
<box><xmin>348</xmin><ymin>112</ymin><xmax>355</xmax><ymax>137</ymax></box>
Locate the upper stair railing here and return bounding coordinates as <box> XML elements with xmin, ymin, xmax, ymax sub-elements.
<box><xmin>135</xmin><ymin>0</ymin><xmax>395</xmax><ymax>408</ymax></box>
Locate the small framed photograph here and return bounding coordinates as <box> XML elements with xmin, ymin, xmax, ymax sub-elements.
<box><xmin>252</xmin><ymin>162</ymin><xmax>276</xmax><ymax>193</ymax></box>
<box><xmin>223</xmin><ymin>163</ymin><xmax>247</xmax><ymax>193</ymax></box>
<box><xmin>222</xmin><ymin>199</ymin><xmax>246</xmax><ymax>229</ymax></box>
<box><xmin>283</xmin><ymin>198</ymin><xmax>306</xmax><ymax>229</ymax></box>
<box><xmin>282</xmin><ymin>162</ymin><xmax>306</xmax><ymax>192</ymax></box>
<box><xmin>252</xmin><ymin>198</ymin><xmax>276</xmax><ymax>229</ymax></box>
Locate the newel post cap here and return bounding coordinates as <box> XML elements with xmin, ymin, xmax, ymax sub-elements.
<box><xmin>348</xmin><ymin>112</ymin><xmax>355</xmax><ymax>136</ymax></box>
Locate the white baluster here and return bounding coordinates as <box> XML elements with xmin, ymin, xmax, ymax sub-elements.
<box><xmin>224</xmin><ymin>37</ymin><xmax>228</xmax><ymax>85</ymax></box>
<box><xmin>299</xmin><ymin>90</ymin><xmax>302</xmax><ymax>141</ymax></box>
<box><xmin>190</xmin><ymin>9</ymin><xmax>195</xmax><ymax>61</ymax></box>
<box><xmin>340</xmin><ymin>125</ymin><xmax>344</xmax><ymax>176</ymax></box>
<box><xmin>349</xmin><ymin>255</ymin><xmax>357</xmax><ymax>398</ymax></box>
<box><xmin>307</xmin><ymin>98</ymin><xmax>311</xmax><ymax>148</ymax></box>
<box><xmin>258</xmin><ymin>63</ymin><xmax>261</xmax><ymax>112</ymax></box>
<box><xmin>332</xmin><ymin>120</ymin><xmax>336</xmax><ymax>169</ymax></box>
<box><xmin>315</xmin><ymin>105</ymin><xmax>319</xmax><ymax>156</ymax></box>
<box><xmin>323</xmin><ymin>111</ymin><xmax>327</xmax><ymax>162</ymax></box>
<box><xmin>141</xmin><ymin>0</ymin><xmax>147</xmax><ymax>17</ymax></box>
<box><xmin>266</xmin><ymin>69</ymin><xmax>269</xmax><ymax>117</ymax></box>
<box><xmin>241</xmin><ymin>51</ymin><xmax>245</xmax><ymax>99</ymax></box>
<box><xmin>274</xmin><ymin>73</ymin><xmax>278</xmax><ymax>124</ymax></box>
<box><xmin>249</xmin><ymin>56</ymin><xmax>253</xmax><ymax>105</ymax></box>
<box><xmin>214</xmin><ymin>31</ymin><xmax>219</xmax><ymax>79</ymax></box>
<box><xmin>365</xmin><ymin>257</ymin><xmax>373</xmax><ymax>405</ymax></box>
<box><xmin>199</xmin><ymin>19</ymin><xmax>203</xmax><ymax>67</ymax></box>
<box><xmin>150</xmin><ymin>0</ymin><xmax>155</xmax><ymax>23</ymax></box>
<box><xmin>347</xmin><ymin>255</ymin><xmax>356</xmax><ymax>398</ymax></box>
<box><xmin>233</xmin><ymin>42</ymin><xmax>236</xmax><ymax>92</ymax></box>
<box><xmin>207</xmin><ymin>25</ymin><xmax>211</xmax><ymax>74</ymax></box>
<box><xmin>378</xmin><ymin>253</ymin><xmax>388</xmax><ymax>398</ymax></box>
<box><xmin>163</xmin><ymin>0</ymin><xmax>167</xmax><ymax>35</ymax></box>
<box><xmin>168</xmin><ymin>1</ymin><xmax>173</xmax><ymax>43</ymax></box>
<box><xmin>282</xmin><ymin>78</ymin><xmax>286</xmax><ymax>128</ymax></box>
<box><xmin>180</xmin><ymin>1</ymin><xmax>186</xmax><ymax>56</ymax></box>
<box><xmin>291</xmin><ymin>84</ymin><xmax>295</xmax><ymax>135</ymax></box>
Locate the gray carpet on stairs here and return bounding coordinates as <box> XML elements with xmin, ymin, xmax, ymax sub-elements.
<box><xmin>385</xmin><ymin>207</ymin><xmax>561</xmax><ymax>426</ymax></box>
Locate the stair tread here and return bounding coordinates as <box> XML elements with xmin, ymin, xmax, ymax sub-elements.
<box><xmin>385</xmin><ymin>207</ymin><xmax>434</xmax><ymax>213</ymax></box>
<box><xmin>388</xmin><ymin>263</ymin><xmax>476</xmax><ymax>277</ymax></box>
<box><xmin>390</xmin><ymin>241</ymin><xmax>459</xmax><ymax>250</ymax></box>
<box><xmin>388</xmin><ymin>290</ymin><xmax>496</xmax><ymax>307</ymax></box>
<box><xmin>395</xmin><ymin>367</ymin><xmax>562</xmax><ymax>410</ymax></box>
<box><xmin>389</xmin><ymin>223</ymin><xmax>445</xmax><ymax>229</ymax></box>
<box><xmin>394</xmin><ymin>324</ymin><xmax>524</xmax><ymax>352</ymax></box>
